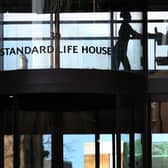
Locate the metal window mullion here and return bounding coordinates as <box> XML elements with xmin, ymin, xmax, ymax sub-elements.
<box><xmin>116</xmin><ymin>95</ymin><xmax>121</xmax><ymax>168</ymax></box>
<box><xmin>130</xmin><ymin>97</ymin><xmax>135</xmax><ymax>168</ymax></box>
<box><xmin>57</xmin><ymin>131</ymin><xmax>63</xmax><ymax>168</ymax></box>
<box><xmin>95</xmin><ymin>133</ymin><xmax>100</xmax><ymax>168</ymax></box>
<box><xmin>95</xmin><ymin>110</ymin><xmax>100</xmax><ymax>168</ymax></box>
<box><xmin>116</xmin><ymin>133</ymin><xmax>121</xmax><ymax>168</ymax></box>
<box><xmin>143</xmin><ymin>11</ymin><xmax>148</xmax><ymax>74</ymax></box>
<box><xmin>112</xmin><ymin>133</ymin><xmax>116</xmax><ymax>168</ymax></box>
<box><xmin>0</xmin><ymin>134</ymin><xmax>4</xmax><ymax>168</ymax></box>
<box><xmin>2</xmin><ymin>19</ymin><xmax>145</xmax><ymax>25</ymax></box>
<box><xmin>130</xmin><ymin>133</ymin><xmax>135</xmax><ymax>168</ymax></box>
<box><xmin>154</xmin><ymin>39</ymin><xmax>156</xmax><ymax>70</ymax></box>
<box><xmin>0</xmin><ymin>101</ymin><xmax>4</xmax><ymax>168</ymax></box>
<box><xmin>51</xmin><ymin>133</ymin><xmax>57</xmax><ymax>168</ymax></box>
<box><xmin>143</xmin><ymin>96</ymin><xmax>152</xmax><ymax>168</ymax></box>
<box><xmin>14</xmin><ymin>134</ymin><xmax>20</xmax><ymax>168</ymax></box>
<box><xmin>13</xmin><ymin>97</ymin><xmax>20</xmax><ymax>168</ymax></box>
<box><xmin>50</xmin><ymin>13</ymin><xmax>54</xmax><ymax>68</ymax></box>
<box><xmin>52</xmin><ymin>113</ymin><xmax>63</xmax><ymax>168</ymax></box>
<box><xmin>55</xmin><ymin>12</ymin><xmax>60</xmax><ymax>69</ymax></box>
<box><xmin>142</xmin><ymin>11</ymin><xmax>152</xmax><ymax>168</ymax></box>
<box><xmin>110</xmin><ymin>12</ymin><xmax>114</xmax><ymax>70</ymax></box>
<box><xmin>52</xmin><ymin>131</ymin><xmax>63</xmax><ymax>168</ymax></box>
<box><xmin>0</xmin><ymin>13</ymin><xmax>3</xmax><ymax>70</ymax></box>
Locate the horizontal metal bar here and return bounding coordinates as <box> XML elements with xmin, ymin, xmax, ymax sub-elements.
<box><xmin>0</xmin><ymin>19</ymin><xmax>145</xmax><ymax>25</ymax></box>
<box><xmin>0</xmin><ymin>36</ymin><xmax>144</xmax><ymax>41</ymax></box>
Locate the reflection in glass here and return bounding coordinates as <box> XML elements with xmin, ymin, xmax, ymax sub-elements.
<box><xmin>148</xmin><ymin>12</ymin><xmax>168</xmax><ymax>70</ymax></box>
<box><xmin>123</xmin><ymin>134</ymin><xmax>143</xmax><ymax>168</ymax></box>
<box><xmin>63</xmin><ymin>134</ymin><xmax>95</xmax><ymax>168</ymax></box>
<box><xmin>134</xmin><ymin>134</ymin><xmax>143</xmax><ymax>168</ymax></box>
<box><xmin>43</xmin><ymin>135</ymin><xmax>52</xmax><ymax>168</ymax></box>
<box><xmin>99</xmin><ymin>134</ymin><xmax>142</xmax><ymax>168</ymax></box>
<box><xmin>122</xmin><ymin>134</ymin><xmax>129</xmax><ymax>168</ymax></box>
<box><xmin>19</xmin><ymin>134</ymin><xmax>51</xmax><ymax>168</ymax></box>
<box><xmin>152</xmin><ymin>134</ymin><xmax>168</xmax><ymax>168</ymax></box>
<box><xmin>99</xmin><ymin>134</ymin><xmax>113</xmax><ymax>168</ymax></box>
<box><xmin>4</xmin><ymin>135</ymin><xmax>13</xmax><ymax>168</ymax></box>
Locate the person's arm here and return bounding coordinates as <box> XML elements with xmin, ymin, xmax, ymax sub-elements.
<box><xmin>154</xmin><ymin>27</ymin><xmax>164</xmax><ymax>44</ymax></box>
<box><xmin>130</xmin><ymin>24</ymin><xmax>162</xmax><ymax>40</ymax></box>
<box><xmin>129</xmin><ymin>24</ymin><xmax>142</xmax><ymax>38</ymax></box>
<box><xmin>148</xmin><ymin>31</ymin><xmax>159</xmax><ymax>39</ymax></box>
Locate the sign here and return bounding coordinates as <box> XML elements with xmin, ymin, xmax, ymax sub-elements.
<box><xmin>0</xmin><ymin>45</ymin><xmax>112</xmax><ymax>56</ymax></box>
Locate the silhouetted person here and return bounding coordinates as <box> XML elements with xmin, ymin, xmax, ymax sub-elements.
<box><xmin>112</xmin><ymin>12</ymin><xmax>162</xmax><ymax>71</ymax></box>
<box><xmin>112</xmin><ymin>12</ymin><xmax>142</xmax><ymax>71</ymax></box>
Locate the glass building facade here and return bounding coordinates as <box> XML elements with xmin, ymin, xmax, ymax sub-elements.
<box><xmin>0</xmin><ymin>0</ymin><xmax>168</xmax><ymax>168</ymax></box>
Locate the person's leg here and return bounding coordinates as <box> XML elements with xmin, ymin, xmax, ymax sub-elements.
<box><xmin>116</xmin><ymin>56</ymin><xmax>120</xmax><ymax>70</ymax></box>
<box><xmin>112</xmin><ymin>54</ymin><xmax>117</xmax><ymax>70</ymax></box>
<box><xmin>122</xmin><ymin>56</ymin><xmax>131</xmax><ymax>71</ymax></box>
<box><xmin>112</xmin><ymin>49</ymin><xmax>120</xmax><ymax>71</ymax></box>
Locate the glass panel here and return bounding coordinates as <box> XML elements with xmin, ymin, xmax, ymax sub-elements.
<box><xmin>122</xmin><ymin>134</ymin><xmax>143</xmax><ymax>168</ymax></box>
<box><xmin>99</xmin><ymin>134</ymin><xmax>113</xmax><ymax>168</ymax></box>
<box><xmin>3</xmin><ymin>40</ymin><xmax>52</xmax><ymax>70</ymax></box>
<box><xmin>112</xmin><ymin>12</ymin><xmax>143</xmax><ymax>71</ymax></box>
<box><xmin>4</xmin><ymin>13</ymin><xmax>51</xmax><ymax>21</ymax></box>
<box><xmin>60</xmin><ymin>40</ymin><xmax>111</xmax><ymax>69</ymax></box>
<box><xmin>63</xmin><ymin>134</ymin><xmax>95</xmax><ymax>168</ymax></box>
<box><xmin>60</xmin><ymin>11</ymin><xmax>143</xmax><ymax>71</ymax></box>
<box><xmin>4</xmin><ymin>24</ymin><xmax>51</xmax><ymax>38</ymax></box>
<box><xmin>113</xmin><ymin>12</ymin><xmax>143</xmax><ymax>21</ymax></box>
<box><xmin>60</xmin><ymin>13</ymin><xmax>110</xmax><ymax>21</ymax></box>
<box><xmin>148</xmin><ymin>12</ymin><xmax>168</xmax><ymax>20</ymax></box>
<box><xmin>20</xmin><ymin>134</ymin><xmax>51</xmax><ymax>168</ymax></box>
<box><xmin>1</xmin><ymin>13</ymin><xmax>53</xmax><ymax>71</ymax></box>
<box><xmin>60</xmin><ymin>24</ymin><xmax>110</xmax><ymax>37</ymax></box>
<box><xmin>122</xmin><ymin>134</ymin><xmax>129</xmax><ymax>168</ymax></box>
<box><xmin>4</xmin><ymin>135</ymin><xmax>14</xmax><ymax>168</ymax></box>
<box><xmin>99</xmin><ymin>134</ymin><xmax>138</xmax><ymax>168</ymax></box>
<box><xmin>1</xmin><ymin>11</ymin><xmax>143</xmax><ymax>71</ymax></box>
<box><xmin>148</xmin><ymin>11</ymin><xmax>168</xmax><ymax>70</ymax></box>
<box><xmin>43</xmin><ymin>135</ymin><xmax>52</xmax><ymax>168</ymax></box>
<box><xmin>134</xmin><ymin>134</ymin><xmax>143</xmax><ymax>168</ymax></box>
<box><xmin>59</xmin><ymin>12</ymin><xmax>111</xmax><ymax>70</ymax></box>
<box><xmin>126</xmin><ymin>39</ymin><xmax>143</xmax><ymax>70</ymax></box>
<box><xmin>152</xmin><ymin>134</ymin><xmax>168</xmax><ymax>168</ymax></box>
<box><xmin>114</xmin><ymin>23</ymin><xmax>142</xmax><ymax>37</ymax></box>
